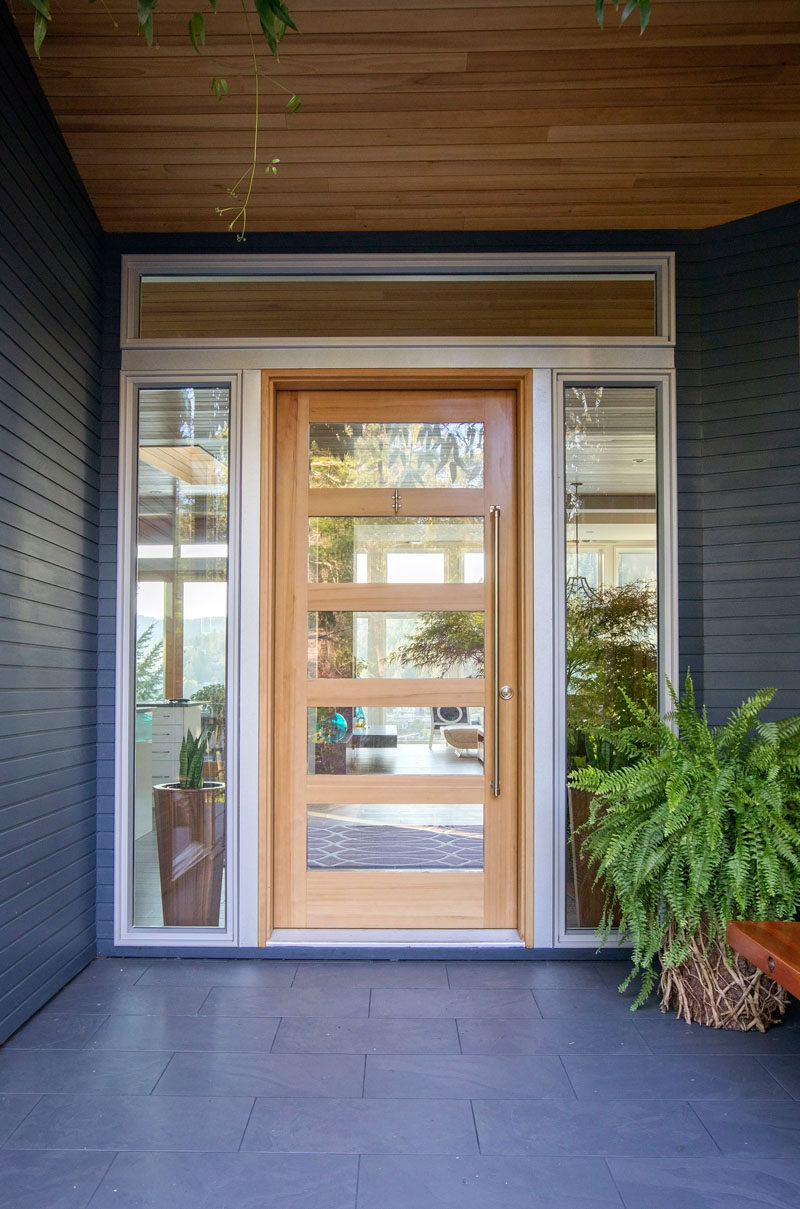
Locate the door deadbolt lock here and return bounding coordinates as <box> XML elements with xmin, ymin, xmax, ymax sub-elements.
<box><xmin>499</xmin><ymin>685</ymin><xmax>514</xmax><ymax>700</ymax></box>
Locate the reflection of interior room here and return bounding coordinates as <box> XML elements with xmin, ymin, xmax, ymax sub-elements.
<box><xmin>564</xmin><ymin>387</ymin><xmax>658</xmax><ymax>931</ymax></box>
<box><xmin>134</xmin><ymin>387</ymin><xmax>229</xmax><ymax>926</ymax></box>
<box><xmin>306</xmin><ymin>703</ymin><xmax>485</xmax><ymax>873</ymax></box>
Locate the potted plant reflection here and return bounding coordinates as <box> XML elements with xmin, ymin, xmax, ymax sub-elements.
<box><xmin>152</xmin><ymin>728</ymin><xmax>225</xmax><ymax>927</ymax></box>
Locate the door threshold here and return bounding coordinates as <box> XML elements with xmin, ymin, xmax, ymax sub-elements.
<box><xmin>267</xmin><ymin>929</ymin><xmax>524</xmax><ymax>948</ymax></box>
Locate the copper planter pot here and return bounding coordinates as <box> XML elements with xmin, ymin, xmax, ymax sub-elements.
<box><xmin>567</xmin><ymin>787</ymin><xmax>620</xmax><ymax>930</ymax></box>
<box><xmin>153</xmin><ymin>782</ymin><xmax>225</xmax><ymax>927</ymax></box>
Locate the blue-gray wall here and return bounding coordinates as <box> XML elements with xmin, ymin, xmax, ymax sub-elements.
<box><xmin>698</xmin><ymin>203</ymin><xmax>800</xmax><ymax>722</ymax></box>
<box><xmin>0</xmin><ymin>4</ymin><xmax>103</xmax><ymax>1039</ymax></box>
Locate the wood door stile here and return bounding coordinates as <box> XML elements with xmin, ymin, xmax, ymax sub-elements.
<box><xmin>483</xmin><ymin>387</ymin><xmax>517</xmax><ymax>929</ymax></box>
<box><xmin>516</xmin><ymin>378</ymin><xmax>535</xmax><ymax>946</ymax></box>
<box><xmin>270</xmin><ymin>381</ymin><xmax>519</xmax><ymax>931</ymax></box>
<box><xmin>273</xmin><ymin>391</ymin><xmax>311</xmax><ymax>928</ymax></box>
<box><xmin>258</xmin><ymin>379</ymin><xmax>276</xmax><ymax>943</ymax></box>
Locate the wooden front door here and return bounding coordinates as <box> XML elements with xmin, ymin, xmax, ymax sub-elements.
<box><xmin>270</xmin><ymin>384</ymin><xmax>519</xmax><ymax>929</ymax></box>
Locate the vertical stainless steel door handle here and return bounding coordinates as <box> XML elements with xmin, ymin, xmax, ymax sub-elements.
<box><xmin>490</xmin><ymin>505</ymin><xmax>501</xmax><ymax>797</ymax></box>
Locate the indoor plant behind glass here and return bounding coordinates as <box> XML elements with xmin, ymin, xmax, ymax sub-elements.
<box><xmin>569</xmin><ymin>674</ymin><xmax>800</xmax><ymax>1030</ymax></box>
<box><xmin>153</xmin><ymin>729</ymin><xmax>225</xmax><ymax>927</ymax></box>
<box><xmin>566</xmin><ymin>581</ymin><xmax>658</xmax><ymax>927</ymax></box>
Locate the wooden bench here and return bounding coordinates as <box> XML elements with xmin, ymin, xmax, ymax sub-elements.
<box><xmin>726</xmin><ymin>921</ymin><xmax>800</xmax><ymax>1000</ymax></box>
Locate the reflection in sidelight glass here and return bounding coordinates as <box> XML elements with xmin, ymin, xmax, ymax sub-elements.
<box><xmin>307</xmin><ymin>706</ymin><xmax>485</xmax><ymax>775</ymax></box>
<box><xmin>307</xmin><ymin>611</ymin><xmax>484</xmax><ymax>680</ymax></box>
<box><xmin>133</xmin><ymin>385</ymin><xmax>230</xmax><ymax>928</ymax></box>
<box><xmin>564</xmin><ymin>385</ymin><xmax>659</xmax><ymax>932</ymax></box>
<box><xmin>308</xmin><ymin>422</ymin><xmax>484</xmax><ymax>488</ymax></box>
<box><xmin>307</xmin><ymin>802</ymin><xmax>483</xmax><ymax>871</ymax></box>
<box><xmin>308</xmin><ymin>517</ymin><xmax>484</xmax><ymax>584</ymax></box>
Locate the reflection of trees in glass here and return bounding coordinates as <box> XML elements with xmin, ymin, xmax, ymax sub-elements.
<box><xmin>136</xmin><ymin>622</ymin><xmax>164</xmax><ymax>701</ymax></box>
<box><xmin>137</xmin><ymin>387</ymin><xmax>231</xmax><ymax>704</ymax></box>
<box><xmin>309</xmin><ymin>422</ymin><xmax>483</xmax><ymax>488</ymax></box>
<box><xmin>309</xmin><ymin>516</ymin><xmax>482</xmax><ymax>585</ymax></box>
<box><xmin>391</xmin><ymin>611</ymin><xmax>484</xmax><ymax>678</ymax></box>
<box><xmin>182</xmin><ymin>630</ymin><xmax>226</xmax><ymax>698</ymax></box>
<box><xmin>308</xmin><ymin>516</ymin><xmax>355</xmax><ymax>583</ymax></box>
<box><xmin>566</xmin><ymin>581</ymin><xmax>657</xmax><ymax>755</ymax></box>
<box><xmin>308</xmin><ymin>611</ymin><xmax>361</xmax><ymax>679</ymax></box>
<box><xmin>309</xmin><ymin>611</ymin><xmax>481</xmax><ymax>679</ymax></box>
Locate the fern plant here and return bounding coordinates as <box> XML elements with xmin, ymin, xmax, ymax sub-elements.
<box><xmin>569</xmin><ymin>673</ymin><xmax>800</xmax><ymax>1010</ymax></box>
<box><xmin>178</xmin><ymin>729</ymin><xmax>208</xmax><ymax>790</ymax></box>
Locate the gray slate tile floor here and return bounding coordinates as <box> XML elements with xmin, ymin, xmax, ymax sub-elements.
<box><xmin>1</xmin><ymin>958</ymin><xmax>800</xmax><ymax>1208</ymax></box>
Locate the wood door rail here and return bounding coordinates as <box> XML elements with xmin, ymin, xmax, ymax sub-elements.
<box><xmin>726</xmin><ymin>921</ymin><xmax>800</xmax><ymax>1001</ymax></box>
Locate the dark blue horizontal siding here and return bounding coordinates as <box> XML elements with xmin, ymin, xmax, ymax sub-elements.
<box><xmin>0</xmin><ymin>3</ymin><xmax>102</xmax><ymax>1042</ymax></box>
<box><xmin>697</xmin><ymin>200</ymin><xmax>800</xmax><ymax>722</ymax></box>
<box><xmin>673</xmin><ymin>239</ymin><xmax>707</xmax><ymax>700</ymax></box>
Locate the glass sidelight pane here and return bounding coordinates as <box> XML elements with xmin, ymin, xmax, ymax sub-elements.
<box><xmin>308</xmin><ymin>422</ymin><xmax>484</xmax><ymax>488</ymax></box>
<box><xmin>563</xmin><ymin>384</ymin><xmax>659</xmax><ymax>933</ymax></box>
<box><xmin>307</xmin><ymin>611</ymin><xmax>484</xmax><ymax>680</ymax></box>
<box><xmin>307</xmin><ymin>803</ymin><xmax>483</xmax><ymax>871</ymax></box>
<box><xmin>308</xmin><ymin>517</ymin><xmax>484</xmax><ymax>585</ymax></box>
<box><xmin>307</xmin><ymin>706</ymin><xmax>485</xmax><ymax>775</ymax></box>
<box><xmin>133</xmin><ymin>385</ymin><xmax>230</xmax><ymax>929</ymax></box>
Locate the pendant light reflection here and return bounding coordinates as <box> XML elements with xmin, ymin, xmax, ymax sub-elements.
<box><xmin>566</xmin><ymin>480</ymin><xmax>598</xmax><ymax>600</ymax></box>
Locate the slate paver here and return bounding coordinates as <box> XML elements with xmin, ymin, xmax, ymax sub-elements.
<box><xmin>86</xmin><ymin>1151</ymin><xmax>358</xmax><ymax>1209</ymax></box>
<box><xmin>241</xmin><ymin>1095</ymin><xmax>479</xmax><ymax>1154</ymax></box>
<box><xmin>4</xmin><ymin>1093</ymin><xmax>254</xmax><ymax>1152</ymax></box>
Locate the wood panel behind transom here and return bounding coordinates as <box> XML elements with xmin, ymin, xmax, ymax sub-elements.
<box><xmin>139</xmin><ymin>278</ymin><xmax>656</xmax><ymax>338</ymax></box>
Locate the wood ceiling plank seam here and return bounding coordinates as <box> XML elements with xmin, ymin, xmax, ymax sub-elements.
<box><xmin>26</xmin><ymin>32</ymin><xmax>800</xmax><ymax>54</ymax></box>
<box><xmin>32</xmin><ymin>67</ymin><xmax>800</xmax><ymax>94</ymax></box>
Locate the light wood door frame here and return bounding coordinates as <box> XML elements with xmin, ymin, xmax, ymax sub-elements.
<box><xmin>259</xmin><ymin>370</ymin><xmax>533</xmax><ymax>943</ymax></box>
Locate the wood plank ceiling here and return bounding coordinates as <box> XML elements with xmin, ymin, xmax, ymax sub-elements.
<box><xmin>10</xmin><ymin>0</ymin><xmax>800</xmax><ymax>232</ymax></box>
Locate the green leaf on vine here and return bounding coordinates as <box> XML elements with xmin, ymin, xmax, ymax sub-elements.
<box><xmin>253</xmin><ymin>0</ymin><xmax>293</xmax><ymax>55</ymax></box>
<box><xmin>595</xmin><ymin>0</ymin><xmax>651</xmax><ymax>31</ymax></box>
<box><xmin>265</xmin><ymin>157</ymin><xmax>280</xmax><ymax>175</ymax></box>
<box><xmin>137</xmin><ymin>0</ymin><xmax>156</xmax><ymax>46</ymax></box>
<box><xmin>265</xmin><ymin>0</ymin><xmax>298</xmax><ymax>34</ymax></box>
<box><xmin>211</xmin><ymin>76</ymin><xmax>230</xmax><ymax>99</ymax></box>
<box><xmin>32</xmin><ymin>10</ymin><xmax>49</xmax><ymax>55</ymax></box>
<box><xmin>286</xmin><ymin>93</ymin><xmax>301</xmax><ymax>112</ymax></box>
<box><xmin>189</xmin><ymin>12</ymin><xmax>206</xmax><ymax>52</ymax></box>
<box><xmin>24</xmin><ymin>0</ymin><xmax>51</xmax><ymax>19</ymax></box>
<box><xmin>22</xmin><ymin>0</ymin><xmax>51</xmax><ymax>49</ymax></box>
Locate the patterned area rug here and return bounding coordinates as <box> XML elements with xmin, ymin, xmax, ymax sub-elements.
<box><xmin>307</xmin><ymin>817</ymin><xmax>483</xmax><ymax>870</ymax></box>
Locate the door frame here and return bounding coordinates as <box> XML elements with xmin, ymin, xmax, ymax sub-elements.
<box><xmin>259</xmin><ymin>369</ymin><xmax>534</xmax><ymax>945</ymax></box>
